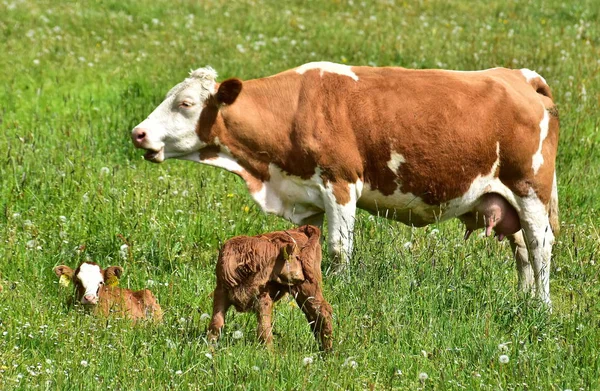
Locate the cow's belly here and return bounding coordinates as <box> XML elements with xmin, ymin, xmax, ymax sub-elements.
<box><xmin>358</xmin><ymin>174</ymin><xmax>517</xmax><ymax>227</ymax></box>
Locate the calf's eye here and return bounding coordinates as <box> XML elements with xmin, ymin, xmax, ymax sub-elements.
<box><xmin>179</xmin><ymin>101</ymin><xmax>193</xmax><ymax>108</ymax></box>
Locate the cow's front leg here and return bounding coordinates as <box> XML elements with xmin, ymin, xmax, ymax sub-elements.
<box><xmin>322</xmin><ymin>180</ymin><xmax>361</xmax><ymax>273</ymax></box>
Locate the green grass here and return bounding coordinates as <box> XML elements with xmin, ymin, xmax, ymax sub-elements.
<box><xmin>1</xmin><ymin>0</ymin><xmax>599</xmax><ymax>389</ymax></box>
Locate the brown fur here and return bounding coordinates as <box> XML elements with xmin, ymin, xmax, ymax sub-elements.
<box><xmin>54</xmin><ymin>263</ymin><xmax>163</xmax><ymax>322</ymax></box>
<box><xmin>208</xmin><ymin>225</ymin><xmax>333</xmax><ymax>350</ymax></box>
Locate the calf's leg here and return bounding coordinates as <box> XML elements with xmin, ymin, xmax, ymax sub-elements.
<box><xmin>208</xmin><ymin>286</ymin><xmax>231</xmax><ymax>342</ymax></box>
<box><xmin>255</xmin><ymin>292</ymin><xmax>274</xmax><ymax>345</ymax></box>
<box><xmin>294</xmin><ymin>285</ymin><xmax>333</xmax><ymax>351</ymax></box>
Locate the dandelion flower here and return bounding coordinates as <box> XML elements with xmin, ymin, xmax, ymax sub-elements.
<box><xmin>200</xmin><ymin>313</ymin><xmax>211</xmax><ymax>321</ymax></box>
<box><xmin>499</xmin><ymin>355</ymin><xmax>509</xmax><ymax>364</ymax></box>
<box><xmin>80</xmin><ymin>360</ymin><xmax>88</xmax><ymax>367</ymax></box>
<box><xmin>100</xmin><ymin>167</ymin><xmax>110</xmax><ymax>175</ymax></box>
<box><xmin>232</xmin><ymin>330</ymin><xmax>243</xmax><ymax>339</ymax></box>
<box><xmin>303</xmin><ymin>357</ymin><xmax>313</xmax><ymax>366</ymax></box>
<box><xmin>175</xmin><ymin>370</ymin><xmax>183</xmax><ymax>375</ymax></box>
<box><xmin>119</xmin><ymin>244</ymin><xmax>129</xmax><ymax>260</ymax></box>
<box><xmin>418</xmin><ymin>372</ymin><xmax>428</xmax><ymax>381</ymax></box>
<box><xmin>342</xmin><ymin>358</ymin><xmax>358</xmax><ymax>369</ymax></box>
<box><xmin>251</xmin><ymin>366</ymin><xmax>260</xmax><ymax>372</ymax></box>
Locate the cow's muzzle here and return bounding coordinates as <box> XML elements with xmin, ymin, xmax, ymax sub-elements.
<box><xmin>131</xmin><ymin>127</ymin><xmax>165</xmax><ymax>163</ymax></box>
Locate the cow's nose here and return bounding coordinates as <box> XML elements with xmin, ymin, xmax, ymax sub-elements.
<box><xmin>131</xmin><ymin>128</ymin><xmax>147</xmax><ymax>147</ymax></box>
<box><xmin>82</xmin><ymin>295</ymin><xmax>98</xmax><ymax>305</ymax></box>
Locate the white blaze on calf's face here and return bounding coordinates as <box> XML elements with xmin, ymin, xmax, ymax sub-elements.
<box><xmin>132</xmin><ymin>67</ymin><xmax>217</xmax><ymax>162</ymax></box>
<box><xmin>76</xmin><ymin>263</ymin><xmax>104</xmax><ymax>304</ymax></box>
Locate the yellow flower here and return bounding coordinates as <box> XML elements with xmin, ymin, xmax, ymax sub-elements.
<box><xmin>243</xmin><ymin>206</ymin><xmax>249</xmax><ymax>213</ymax></box>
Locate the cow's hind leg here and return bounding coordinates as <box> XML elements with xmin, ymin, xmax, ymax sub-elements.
<box><xmin>322</xmin><ymin>181</ymin><xmax>361</xmax><ymax>273</ymax></box>
<box><xmin>516</xmin><ymin>192</ymin><xmax>555</xmax><ymax>307</ymax></box>
<box><xmin>508</xmin><ymin>231</ymin><xmax>534</xmax><ymax>293</ymax></box>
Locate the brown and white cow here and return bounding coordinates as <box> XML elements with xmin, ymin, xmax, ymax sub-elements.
<box><xmin>54</xmin><ymin>262</ymin><xmax>163</xmax><ymax>321</ymax></box>
<box><xmin>131</xmin><ymin>62</ymin><xmax>559</xmax><ymax>305</ymax></box>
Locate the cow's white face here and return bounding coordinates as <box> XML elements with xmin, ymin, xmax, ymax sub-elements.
<box><xmin>131</xmin><ymin>67</ymin><xmax>217</xmax><ymax>163</ymax></box>
<box><xmin>76</xmin><ymin>263</ymin><xmax>104</xmax><ymax>305</ymax></box>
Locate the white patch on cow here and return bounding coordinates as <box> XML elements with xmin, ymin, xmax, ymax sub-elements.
<box><xmin>132</xmin><ymin>67</ymin><xmax>218</xmax><ymax>161</ymax></box>
<box><xmin>197</xmin><ymin>152</ymin><xmax>246</xmax><ymax>173</ymax></box>
<box><xmin>442</xmin><ymin>143</ymin><xmax>519</xmax><ymax>217</ymax></box>
<box><xmin>387</xmin><ymin>151</ymin><xmax>406</xmax><ymax>173</ymax></box>
<box><xmin>77</xmin><ymin>263</ymin><xmax>104</xmax><ymax>299</ymax></box>
<box><xmin>532</xmin><ymin>105</ymin><xmax>549</xmax><ymax>174</ymax></box>
<box><xmin>520</xmin><ymin>68</ymin><xmax>547</xmax><ymax>85</ymax></box>
<box><xmin>251</xmin><ymin>165</ymin><xmax>325</xmax><ymax>224</ymax></box>
<box><xmin>296</xmin><ymin>62</ymin><xmax>359</xmax><ymax>81</ymax></box>
<box><xmin>358</xmin><ymin>142</ymin><xmax>517</xmax><ymax>224</ymax></box>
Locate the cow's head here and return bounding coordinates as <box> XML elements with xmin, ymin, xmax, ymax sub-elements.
<box><xmin>54</xmin><ymin>262</ymin><xmax>123</xmax><ymax>306</ymax></box>
<box><xmin>131</xmin><ymin>67</ymin><xmax>242</xmax><ymax>163</ymax></box>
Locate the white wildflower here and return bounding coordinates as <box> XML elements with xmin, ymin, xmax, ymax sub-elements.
<box><xmin>100</xmin><ymin>167</ymin><xmax>110</xmax><ymax>175</ymax></box>
<box><xmin>403</xmin><ymin>241</ymin><xmax>413</xmax><ymax>249</ymax></box>
<box><xmin>200</xmin><ymin>313</ymin><xmax>211</xmax><ymax>321</ymax></box>
<box><xmin>232</xmin><ymin>330</ymin><xmax>243</xmax><ymax>339</ymax></box>
<box><xmin>302</xmin><ymin>357</ymin><xmax>313</xmax><ymax>366</ymax></box>
<box><xmin>175</xmin><ymin>370</ymin><xmax>183</xmax><ymax>375</ymax></box>
<box><xmin>499</xmin><ymin>354</ymin><xmax>509</xmax><ymax>364</ymax></box>
<box><xmin>119</xmin><ymin>244</ymin><xmax>129</xmax><ymax>260</ymax></box>
<box><xmin>419</xmin><ymin>372</ymin><xmax>429</xmax><ymax>381</ymax></box>
<box><xmin>80</xmin><ymin>360</ymin><xmax>88</xmax><ymax>367</ymax></box>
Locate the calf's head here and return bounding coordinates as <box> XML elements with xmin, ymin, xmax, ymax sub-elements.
<box><xmin>54</xmin><ymin>262</ymin><xmax>123</xmax><ymax>306</ymax></box>
<box><xmin>131</xmin><ymin>67</ymin><xmax>242</xmax><ymax>163</ymax></box>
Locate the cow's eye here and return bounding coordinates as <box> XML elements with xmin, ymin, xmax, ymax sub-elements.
<box><xmin>179</xmin><ymin>101</ymin><xmax>194</xmax><ymax>108</ymax></box>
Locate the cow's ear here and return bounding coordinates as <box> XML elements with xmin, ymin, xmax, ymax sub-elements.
<box><xmin>54</xmin><ymin>265</ymin><xmax>74</xmax><ymax>288</ymax></box>
<box><xmin>215</xmin><ymin>78</ymin><xmax>243</xmax><ymax>105</ymax></box>
<box><xmin>104</xmin><ymin>266</ymin><xmax>123</xmax><ymax>281</ymax></box>
<box><xmin>54</xmin><ymin>265</ymin><xmax>74</xmax><ymax>279</ymax></box>
<box><xmin>282</xmin><ymin>243</ymin><xmax>300</xmax><ymax>261</ymax></box>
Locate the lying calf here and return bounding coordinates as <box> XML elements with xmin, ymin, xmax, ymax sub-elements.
<box><xmin>208</xmin><ymin>225</ymin><xmax>333</xmax><ymax>350</ymax></box>
<box><xmin>54</xmin><ymin>261</ymin><xmax>162</xmax><ymax>321</ymax></box>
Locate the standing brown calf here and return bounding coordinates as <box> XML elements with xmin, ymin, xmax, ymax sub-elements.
<box><xmin>54</xmin><ymin>261</ymin><xmax>162</xmax><ymax>322</ymax></box>
<box><xmin>208</xmin><ymin>225</ymin><xmax>333</xmax><ymax>350</ymax></box>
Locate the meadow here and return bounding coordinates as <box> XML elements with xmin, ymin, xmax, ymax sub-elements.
<box><xmin>0</xmin><ymin>0</ymin><xmax>599</xmax><ymax>389</ymax></box>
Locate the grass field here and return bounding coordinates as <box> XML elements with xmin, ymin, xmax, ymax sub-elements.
<box><xmin>1</xmin><ymin>0</ymin><xmax>599</xmax><ymax>389</ymax></box>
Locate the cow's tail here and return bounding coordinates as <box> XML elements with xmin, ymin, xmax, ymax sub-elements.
<box><xmin>549</xmin><ymin>171</ymin><xmax>560</xmax><ymax>237</ymax></box>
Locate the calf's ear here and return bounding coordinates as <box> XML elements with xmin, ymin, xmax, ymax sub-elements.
<box><xmin>281</xmin><ymin>243</ymin><xmax>300</xmax><ymax>261</ymax></box>
<box><xmin>54</xmin><ymin>265</ymin><xmax>74</xmax><ymax>288</ymax></box>
<box><xmin>215</xmin><ymin>78</ymin><xmax>243</xmax><ymax>105</ymax></box>
<box><xmin>104</xmin><ymin>266</ymin><xmax>124</xmax><ymax>286</ymax></box>
<box><xmin>54</xmin><ymin>265</ymin><xmax>74</xmax><ymax>278</ymax></box>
